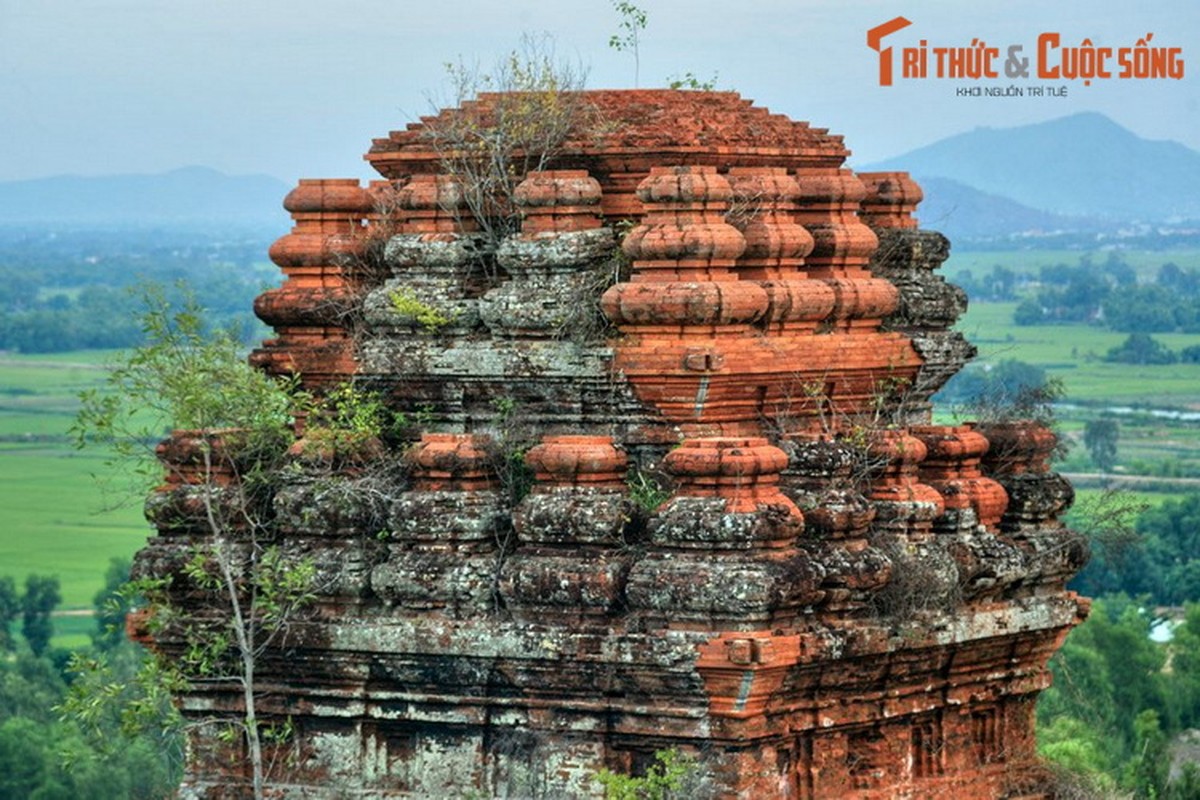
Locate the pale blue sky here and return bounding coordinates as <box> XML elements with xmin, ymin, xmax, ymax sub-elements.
<box><xmin>0</xmin><ymin>0</ymin><xmax>1195</xmax><ymax>183</ymax></box>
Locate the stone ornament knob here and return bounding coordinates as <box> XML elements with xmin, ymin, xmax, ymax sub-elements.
<box><xmin>622</xmin><ymin>166</ymin><xmax>746</xmax><ymax>263</ymax></box>
<box><xmin>524</xmin><ymin>435</ymin><xmax>628</xmax><ymax>488</ymax></box>
<box><xmin>866</xmin><ymin>430</ymin><xmax>946</xmax><ymax>533</ymax></box>
<box><xmin>858</xmin><ymin>171</ymin><xmax>923</xmax><ymax>229</ymax></box>
<box><xmin>823</xmin><ymin>277</ymin><xmax>900</xmax><ymax>321</ymax></box>
<box><xmin>397</xmin><ymin>174</ymin><xmax>467</xmax><ymax>211</ymax></box>
<box><xmin>665</xmin><ymin>436</ymin><xmax>789</xmax><ymax>478</ymax></box>
<box><xmin>622</xmin><ymin>222</ymin><xmax>748</xmax><ymax>263</ymax></box>
<box><xmin>269</xmin><ymin>178</ymin><xmax>371</xmax><ymax>270</ymax></box>
<box><xmin>663</xmin><ymin>437</ymin><xmax>800</xmax><ymax>516</ymax></box>
<box><xmin>978</xmin><ymin>421</ymin><xmax>1059</xmax><ymax>476</ymax></box>
<box><xmin>282</xmin><ymin>178</ymin><xmax>373</xmax><ymax>215</ymax></box>
<box><xmin>725</xmin><ymin>167</ymin><xmax>814</xmax><ymax>262</ymax></box>
<box><xmin>758</xmin><ymin>281</ymin><xmax>836</xmax><ymax>325</ymax></box>
<box><xmin>794</xmin><ymin>169</ymin><xmax>869</xmax><ymax>209</ymax></box>
<box><xmin>395</xmin><ymin>174</ymin><xmax>476</xmax><ymax>233</ymax></box>
<box><xmin>513</xmin><ymin>170</ymin><xmax>602</xmax><ymax>208</ymax></box>
<box><xmin>155</xmin><ymin>429</ymin><xmax>240</xmax><ymax>486</ymax></box>
<box><xmin>267</xmin><ymin>233</ymin><xmax>368</xmax><ymax>270</ymax></box>
<box><xmin>910</xmin><ymin>424</ymin><xmax>1010</xmax><ymax>529</ymax></box>
<box><xmin>407</xmin><ymin>433</ymin><xmax>495</xmax><ymax>490</ymax></box>
<box><xmin>793</xmin><ymin>168</ymin><xmax>879</xmax><ymax>270</ymax></box>
<box><xmin>912</xmin><ymin>424</ymin><xmax>990</xmax><ymax>464</ymax></box>
<box><xmin>867</xmin><ymin>430</ymin><xmax>928</xmax><ymax>476</ymax></box>
<box><xmin>636</xmin><ymin>165</ymin><xmax>732</xmax><ymax>205</ymax></box>
<box><xmin>513</xmin><ymin>170</ymin><xmax>604</xmax><ymax>235</ymax></box>
<box><xmin>600</xmin><ymin>281</ymin><xmax>769</xmax><ymax>327</ymax></box>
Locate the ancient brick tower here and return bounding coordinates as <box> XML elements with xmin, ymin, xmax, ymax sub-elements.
<box><xmin>136</xmin><ymin>91</ymin><xmax>1089</xmax><ymax>798</ymax></box>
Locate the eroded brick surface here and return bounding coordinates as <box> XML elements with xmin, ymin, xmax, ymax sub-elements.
<box><xmin>135</xmin><ymin>91</ymin><xmax>1088</xmax><ymax>799</ymax></box>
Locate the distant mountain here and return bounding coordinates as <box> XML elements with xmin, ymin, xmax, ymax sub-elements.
<box><xmin>0</xmin><ymin>166</ymin><xmax>291</xmax><ymax>227</ymax></box>
<box><xmin>865</xmin><ymin>113</ymin><xmax>1200</xmax><ymax>222</ymax></box>
<box><xmin>912</xmin><ymin>176</ymin><xmax>1099</xmax><ymax>241</ymax></box>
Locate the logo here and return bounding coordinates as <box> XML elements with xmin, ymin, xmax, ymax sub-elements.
<box><xmin>867</xmin><ymin>17</ymin><xmax>1185</xmax><ymax>91</ymax></box>
<box><xmin>867</xmin><ymin>16</ymin><xmax>913</xmax><ymax>87</ymax></box>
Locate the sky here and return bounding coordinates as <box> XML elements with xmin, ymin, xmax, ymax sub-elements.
<box><xmin>0</xmin><ymin>0</ymin><xmax>1196</xmax><ymax>184</ymax></box>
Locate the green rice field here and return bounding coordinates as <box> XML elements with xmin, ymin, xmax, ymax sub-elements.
<box><xmin>0</xmin><ymin>351</ymin><xmax>151</xmax><ymax>647</ymax></box>
<box><xmin>952</xmin><ymin>287</ymin><xmax>1200</xmax><ymax>485</ymax></box>
<box><xmin>957</xmin><ymin>301</ymin><xmax>1200</xmax><ymax>407</ymax></box>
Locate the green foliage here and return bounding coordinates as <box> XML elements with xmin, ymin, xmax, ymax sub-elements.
<box><xmin>666</xmin><ymin>71</ymin><xmax>718</xmax><ymax>91</ymax></box>
<box><xmin>1034</xmin><ymin>594</ymin><xmax>1200</xmax><ymax>796</ymax></box>
<box><xmin>0</xmin><ymin>576</ymin><xmax>18</xmax><ymax>651</ymax></box>
<box><xmin>1166</xmin><ymin>765</ymin><xmax>1200</xmax><ymax>800</ymax></box>
<box><xmin>1038</xmin><ymin>716</ymin><xmax>1119</xmax><ymax>779</ymax></box>
<box><xmin>1168</xmin><ymin>605</ymin><xmax>1200</xmax><ymax>730</ymax></box>
<box><xmin>1106</xmin><ymin>332</ymin><xmax>1179</xmax><ymax>365</ymax></box>
<box><xmin>91</xmin><ymin>558</ymin><xmax>131</xmax><ymax>652</ymax></box>
<box><xmin>70</xmin><ymin>286</ymin><xmax>317</xmax><ymax>800</ymax></box>
<box><xmin>0</xmin><ymin>353</ymin><xmax>149</xmax><ymax>622</ymax></box>
<box><xmin>995</xmin><ymin>252</ymin><xmax>1200</xmax><ymax>334</ymax></box>
<box><xmin>608</xmin><ymin>1</ymin><xmax>648</xmax><ymax>86</ymax></box>
<box><xmin>595</xmin><ymin>748</ymin><xmax>695</xmax><ymax>800</ymax></box>
<box><xmin>58</xmin><ymin>648</ymin><xmax>183</xmax><ymax>755</ymax></box>
<box><xmin>0</xmin><ymin>651</ymin><xmax>65</xmax><ymax>723</ymax></box>
<box><xmin>72</xmin><ymin>284</ymin><xmax>297</xmax><ymax>483</ymax></box>
<box><xmin>1072</xmin><ymin>492</ymin><xmax>1200</xmax><ymax>605</ymax></box>
<box><xmin>484</xmin><ymin>396</ymin><xmax>536</xmax><ymax>505</ymax></box>
<box><xmin>21</xmin><ymin>575</ymin><xmax>61</xmax><ymax>657</ymax></box>
<box><xmin>936</xmin><ymin>358</ymin><xmax>1062</xmax><ymax>424</ymax></box>
<box><xmin>387</xmin><ymin>287</ymin><xmax>455</xmax><ymax>333</ymax></box>
<box><xmin>1104</xmin><ymin>285</ymin><xmax>1181</xmax><ymax>333</ymax></box>
<box><xmin>252</xmin><ymin>546</ymin><xmax>318</xmax><ymax>629</ymax></box>
<box><xmin>0</xmin><ymin>644</ymin><xmax>180</xmax><ymax>799</ymax></box>
<box><xmin>0</xmin><ymin>227</ymin><xmax>273</xmax><ymax>355</ymax></box>
<box><xmin>955</xmin><ymin>263</ymin><xmax>1021</xmax><ymax>302</ymax></box>
<box><xmin>162</xmin><ymin>543</ymin><xmax>316</xmax><ymax>681</ymax></box>
<box><xmin>1128</xmin><ymin>709</ymin><xmax>1169</xmax><ymax>797</ymax></box>
<box><xmin>1011</xmin><ymin>297</ymin><xmax>1046</xmax><ymax>325</ymax></box>
<box><xmin>430</xmin><ymin>34</ymin><xmax>590</xmax><ymax>258</ymax></box>
<box><xmin>1084</xmin><ymin>419</ymin><xmax>1120</xmax><ymax>472</ymax></box>
<box><xmin>627</xmin><ymin>468</ymin><xmax>671</xmax><ymax>513</ymax></box>
<box><xmin>299</xmin><ymin>381</ymin><xmax>397</xmax><ymax>458</ymax></box>
<box><xmin>1025</xmin><ymin>267</ymin><xmax>1109</xmax><ymax>324</ymax></box>
<box><xmin>1001</xmin><ymin>254</ymin><xmax>1130</xmax><ymax>326</ymax></box>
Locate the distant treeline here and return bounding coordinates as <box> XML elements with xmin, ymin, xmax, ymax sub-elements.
<box><xmin>954</xmin><ymin>253</ymin><xmax>1200</xmax><ymax>333</ymax></box>
<box><xmin>1103</xmin><ymin>333</ymin><xmax>1200</xmax><ymax>366</ymax></box>
<box><xmin>0</xmin><ymin>226</ymin><xmax>276</xmax><ymax>352</ymax></box>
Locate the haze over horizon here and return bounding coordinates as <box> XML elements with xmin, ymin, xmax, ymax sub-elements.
<box><xmin>1</xmin><ymin>0</ymin><xmax>1196</xmax><ymax>184</ymax></box>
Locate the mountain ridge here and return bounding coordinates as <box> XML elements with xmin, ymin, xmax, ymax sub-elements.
<box><xmin>910</xmin><ymin>176</ymin><xmax>1099</xmax><ymax>241</ymax></box>
<box><xmin>0</xmin><ymin>166</ymin><xmax>291</xmax><ymax>226</ymax></box>
<box><xmin>5</xmin><ymin>115</ymin><xmax>1198</xmax><ymax>237</ymax></box>
<box><xmin>864</xmin><ymin>112</ymin><xmax>1200</xmax><ymax>223</ymax></box>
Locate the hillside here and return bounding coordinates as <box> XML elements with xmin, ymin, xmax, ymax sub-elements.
<box><xmin>913</xmin><ymin>176</ymin><xmax>1097</xmax><ymax>241</ymax></box>
<box><xmin>0</xmin><ymin>166</ymin><xmax>291</xmax><ymax>227</ymax></box>
<box><xmin>866</xmin><ymin>113</ymin><xmax>1200</xmax><ymax>223</ymax></box>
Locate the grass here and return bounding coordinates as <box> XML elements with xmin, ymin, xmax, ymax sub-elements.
<box><xmin>1073</xmin><ymin>487</ymin><xmax>1168</xmax><ymax>510</ymax></box>
<box><xmin>950</xmin><ymin>291</ymin><xmax>1200</xmax><ymax>494</ymax></box>
<box><xmin>0</xmin><ymin>351</ymin><xmax>152</xmax><ymax>646</ymax></box>
<box><xmin>0</xmin><ymin>448</ymin><xmax>149</xmax><ymax>608</ymax></box>
<box><xmin>52</xmin><ymin>614</ymin><xmax>99</xmax><ymax>651</ymax></box>
<box><xmin>956</xmin><ymin>302</ymin><xmax>1200</xmax><ymax>407</ymax></box>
